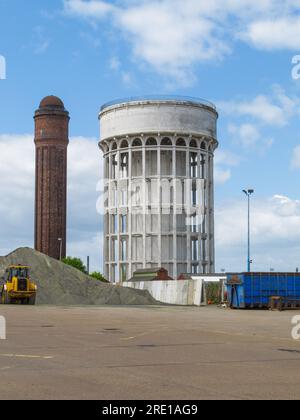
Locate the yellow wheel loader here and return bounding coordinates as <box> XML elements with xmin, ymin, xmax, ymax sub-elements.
<box><xmin>1</xmin><ymin>265</ymin><xmax>37</xmax><ymax>305</ymax></box>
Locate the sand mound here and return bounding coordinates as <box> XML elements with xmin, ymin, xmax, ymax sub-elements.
<box><xmin>0</xmin><ymin>248</ymin><xmax>158</xmax><ymax>305</ymax></box>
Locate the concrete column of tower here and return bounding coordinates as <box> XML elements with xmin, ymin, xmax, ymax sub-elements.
<box><xmin>34</xmin><ymin>96</ymin><xmax>70</xmax><ymax>260</ymax></box>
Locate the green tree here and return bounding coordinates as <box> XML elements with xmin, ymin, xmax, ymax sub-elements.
<box><xmin>62</xmin><ymin>257</ymin><xmax>87</xmax><ymax>274</ymax></box>
<box><xmin>90</xmin><ymin>272</ymin><xmax>109</xmax><ymax>283</ymax></box>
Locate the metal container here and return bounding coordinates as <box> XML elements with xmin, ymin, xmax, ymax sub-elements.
<box><xmin>226</xmin><ymin>273</ymin><xmax>300</xmax><ymax>309</ymax></box>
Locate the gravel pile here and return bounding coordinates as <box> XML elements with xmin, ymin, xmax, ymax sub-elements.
<box><xmin>0</xmin><ymin>248</ymin><xmax>158</xmax><ymax>305</ymax></box>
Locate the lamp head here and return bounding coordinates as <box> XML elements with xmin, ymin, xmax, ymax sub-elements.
<box><xmin>243</xmin><ymin>189</ymin><xmax>254</xmax><ymax>196</ymax></box>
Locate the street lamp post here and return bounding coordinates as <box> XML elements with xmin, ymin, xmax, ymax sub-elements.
<box><xmin>243</xmin><ymin>189</ymin><xmax>254</xmax><ymax>272</ymax></box>
<box><xmin>87</xmin><ymin>256</ymin><xmax>90</xmax><ymax>275</ymax></box>
<box><xmin>58</xmin><ymin>238</ymin><xmax>63</xmax><ymax>261</ymax></box>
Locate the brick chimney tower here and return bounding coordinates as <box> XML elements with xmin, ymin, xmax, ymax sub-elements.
<box><xmin>34</xmin><ymin>96</ymin><xmax>69</xmax><ymax>260</ymax></box>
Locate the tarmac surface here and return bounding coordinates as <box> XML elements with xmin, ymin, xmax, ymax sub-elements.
<box><xmin>0</xmin><ymin>305</ymin><xmax>300</xmax><ymax>400</ymax></box>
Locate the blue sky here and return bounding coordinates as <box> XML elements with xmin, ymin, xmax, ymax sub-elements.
<box><xmin>1</xmin><ymin>0</ymin><xmax>300</xmax><ymax>273</ymax></box>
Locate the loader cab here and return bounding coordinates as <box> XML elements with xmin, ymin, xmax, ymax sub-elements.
<box><xmin>7</xmin><ymin>266</ymin><xmax>29</xmax><ymax>281</ymax></box>
<box><xmin>15</xmin><ymin>267</ymin><xmax>28</xmax><ymax>279</ymax></box>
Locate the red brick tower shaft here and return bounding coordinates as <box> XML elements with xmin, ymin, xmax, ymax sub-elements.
<box><xmin>34</xmin><ymin>96</ymin><xmax>69</xmax><ymax>260</ymax></box>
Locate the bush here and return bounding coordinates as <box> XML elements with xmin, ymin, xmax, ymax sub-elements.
<box><xmin>62</xmin><ymin>258</ymin><xmax>108</xmax><ymax>283</ymax></box>
<box><xmin>90</xmin><ymin>272</ymin><xmax>109</xmax><ymax>283</ymax></box>
<box><xmin>62</xmin><ymin>257</ymin><xmax>87</xmax><ymax>274</ymax></box>
<box><xmin>205</xmin><ymin>282</ymin><xmax>222</xmax><ymax>304</ymax></box>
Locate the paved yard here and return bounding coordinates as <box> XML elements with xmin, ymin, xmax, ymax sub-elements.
<box><xmin>0</xmin><ymin>305</ymin><xmax>300</xmax><ymax>400</ymax></box>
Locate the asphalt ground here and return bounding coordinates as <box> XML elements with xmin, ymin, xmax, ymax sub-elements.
<box><xmin>0</xmin><ymin>305</ymin><xmax>300</xmax><ymax>400</ymax></box>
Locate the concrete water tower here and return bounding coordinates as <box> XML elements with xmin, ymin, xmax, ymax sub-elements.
<box><xmin>99</xmin><ymin>96</ymin><xmax>218</xmax><ymax>283</ymax></box>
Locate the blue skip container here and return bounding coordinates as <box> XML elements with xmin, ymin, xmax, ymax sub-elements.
<box><xmin>226</xmin><ymin>273</ymin><xmax>300</xmax><ymax>309</ymax></box>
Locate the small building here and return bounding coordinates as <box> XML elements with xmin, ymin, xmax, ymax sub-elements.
<box><xmin>128</xmin><ymin>268</ymin><xmax>173</xmax><ymax>282</ymax></box>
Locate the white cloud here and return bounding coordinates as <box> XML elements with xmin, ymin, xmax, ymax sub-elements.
<box><xmin>229</xmin><ymin>123</ymin><xmax>260</xmax><ymax>148</ymax></box>
<box><xmin>214</xmin><ymin>150</ymin><xmax>241</xmax><ymax>167</ymax></box>
<box><xmin>215</xmin><ymin>194</ymin><xmax>300</xmax><ymax>271</ymax></box>
<box><xmin>272</xmin><ymin>194</ymin><xmax>300</xmax><ymax>217</ymax></box>
<box><xmin>0</xmin><ymin>135</ymin><xmax>35</xmax><ymax>246</ymax></box>
<box><xmin>291</xmin><ymin>145</ymin><xmax>300</xmax><ymax>170</ymax></box>
<box><xmin>109</xmin><ymin>56</ymin><xmax>121</xmax><ymax>71</ymax></box>
<box><xmin>214</xmin><ymin>168</ymin><xmax>232</xmax><ymax>185</ymax></box>
<box><xmin>63</xmin><ymin>0</ymin><xmax>300</xmax><ymax>84</ymax></box>
<box><xmin>116</xmin><ymin>1</ymin><xmax>229</xmax><ymax>83</ymax></box>
<box><xmin>238</xmin><ymin>96</ymin><xmax>287</xmax><ymax>126</ymax></box>
<box><xmin>121</xmin><ymin>71</ymin><xmax>133</xmax><ymax>86</ymax></box>
<box><xmin>218</xmin><ymin>86</ymin><xmax>300</xmax><ymax>154</ymax></box>
<box><xmin>64</xmin><ymin>0</ymin><xmax>116</xmax><ymax>19</ymax></box>
<box><xmin>0</xmin><ymin>134</ymin><xmax>34</xmax><ymax>184</ymax></box>
<box><xmin>64</xmin><ymin>0</ymin><xmax>230</xmax><ymax>84</ymax></box>
<box><xmin>0</xmin><ymin>134</ymin><xmax>103</xmax><ymax>272</ymax></box>
<box><xmin>35</xmin><ymin>40</ymin><xmax>50</xmax><ymax>54</ymax></box>
<box><xmin>243</xmin><ymin>17</ymin><xmax>300</xmax><ymax>50</ymax></box>
<box><xmin>218</xmin><ymin>88</ymin><xmax>299</xmax><ymax>127</ymax></box>
<box><xmin>228</xmin><ymin>123</ymin><xmax>274</xmax><ymax>153</ymax></box>
<box><xmin>33</xmin><ymin>26</ymin><xmax>50</xmax><ymax>55</ymax></box>
<box><xmin>214</xmin><ymin>149</ymin><xmax>241</xmax><ymax>184</ymax></box>
<box><xmin>108</xmin><ymin>57</ymin><xmax>133</xmax><ymax>86</ymax></box>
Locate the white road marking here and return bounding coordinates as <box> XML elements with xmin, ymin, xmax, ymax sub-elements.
<box><xmin>0</xmin><ymin>353</ymin><xmax>53</xmax><ymax>360</ymax></box>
